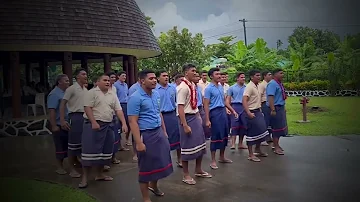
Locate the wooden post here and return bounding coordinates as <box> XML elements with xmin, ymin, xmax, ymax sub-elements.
<box><xmin>133</xmin><ymin>57</ymin><xmax>138</xmax><ymax>82</ymax></box>
<box><xmin>25</xmin><ymin>62</ymin><xmax>31</xmax><ymax>83</ymax></box>
<box><xmin>62</xmin><ymin>52</ymin><xmax>73</xmax><ymax>84</ymax></box>
<box><xmin>104</xmin><ymin>54</ymin><xmax>111</xmax><ymax>73</ymax></box>
<box><xmin>81</xmin><ymin>56</ymin><xmax>89</xmax><ymax>73</ymax></box>
<box><xmin>128</xmin><ymin>55</ymin><xmax>135</xmax><ymax>86</ymax></box>
<box><xmin>10</xmin><ymin>52</ymin><xmax>21</xmax><ymax>118</ymax></box>
<box><xmin>123</xmin><ymin>56</ymin><xmax>129</xmax><ymax>86</ymax></box>
<box><xmin>297</xmin><ymin>96</ymin><xmax>310</xmax><ymax>123</ymax></box>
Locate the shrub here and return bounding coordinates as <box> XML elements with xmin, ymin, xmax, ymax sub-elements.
<box><xmin>283</xmin><ymin>80</ymin><xmax>330</xmax><ymax>91</ymax></box>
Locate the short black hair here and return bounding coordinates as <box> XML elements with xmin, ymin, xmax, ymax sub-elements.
<box><xmin>201</xmin><ymin>70</ymin><xmax>207</xmax><ymax>75</ymax></box>
<box><xmin>117</xmin><ymin>71</ymin><xmax>126</xmax><ymax>76</ymax></box>
<box><xmin>236</xmin><ymin>72</ymin><xmax>245</xmax><ymax>78</ymax></box>
<box><xmin>182</xmin><ymin>63</ymin><xmax>196</xmax><ymax>73</ymax></box>
<box><xmin>220</xmin><ymin>72</ymin><xmax>227</xmax><ymax>76</ymax></box>
<box><xmin>74</xmin><ymin>68</ymin><xmax>86</xmax><ymax>77</ymax></box>
<box><xmin>139</xmin><ymin>69</ymin><xmax>155</xmax><ymax>80</ymax></box>
<box><xmin>174</xmin><ymin>74</ymin><xmax>184</xmax><ymax>81</ymax></box>
<box><xmin>249</xmin><ymin>69</ymin><xmax>261</xmax><ymax>77</ymax></box>
<box><xmin>156</xmin><ymin>70</ymin><xmax>167</xmax><ymax>77</ymax></box>
<box><xmin>262</xmin><ymin>70</ymin><xmax>271</xmax><ymax>78</ymax></box>
<box><xmin>97</xmin><ymin>73</ymin><xmax>109</xmax><ymax>81</ymax></box>
<box><xmin>272</xmin><ymin>68</ymin><xmax>283</xmax><ymax>75</ymax></box>
<box><xmin>208</xmin><ymin>68</ymin><xmax>220</xmax><ymax>77</ymax></box>
<box><xmin>106</xmin><ymin>71</ymin><xmax>116</xmax><ymax>77</ymax></box>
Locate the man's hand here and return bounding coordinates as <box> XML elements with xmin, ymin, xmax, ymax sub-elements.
<box><xmin>136</xmin><ymin>142</ymin><xmax>146</xmax><ymax>152</ymax></box>
<box><xmin>271</xmin><ymin>110</ymin><xmax>276</xmax><ymax>116</ymax></box>
<box><xmin>247</xmin><ymin>112</ymin><xmax>255</xmax><ymax>119</ymax></box>
<box><xmin>121</xmin><ymin>125</ymin><xmax>128</xmax><ymax>134</ymax></box>
<box><xmin>206</xmin><ymin>120</ymin><xmax>211</xmax><ymax>128</ymax></box>
<box><xmin>226</xmin><ymin>108</ymin><xmax>231</xmax><ymax>115</ymax></box>
<box><xmin>51</xmin><ymin>125</ymin><xmax>60</xmax><ymax>133</ymax></box>
<box><xmin>60</xmin><ymin>121</ymin><xmax>71</xmax><ymax>131</ymax></box>
<box><xmin>183</xmin><ymin>124</ymin><xmax>192</xmax><ymax>134</ymax></box>
<box><xmin>92</xmin><ymin>122</ymin><xmax>100</xmax><ymax>130</ymax></box>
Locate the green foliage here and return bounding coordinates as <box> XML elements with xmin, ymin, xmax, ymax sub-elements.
<box><xmin>283</xmin><ymin>80</ymin><xmax>330</xmax><ymax>91</ymax></box>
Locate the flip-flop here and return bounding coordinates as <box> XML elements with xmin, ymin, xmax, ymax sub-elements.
<box><xmin>272</xmin><ymin>146</ymin><xmax>284</xmax><ymax>151</ymax></box>
<box><xmin>176</xmin><ymin>161</ymin><xmax>183</xmax><ymax>168</ymax></box>
<box><xmin>273</xmin><ymin>150</ymin><xmax>284</xmax><ymax>155</ymax></box>
<box><xmin>218</xmin><ymin>159</ymin><xmax>233</xmax><ymax>163</ymax></box>
<box><xmin>95</xmin><ymin>176</ymin><xmax>113</xmax><ymax>181</ymax></box>
<box><xmin>247</xmin><ymin>157</ymin><xmax>261</xmax><ymax>162</ymax></box>
<box><xmin>195</xmin><ymin>172</ymin><xmax>212</xmax><ymax>178</ymax></box>
<box><xmin>103</xmin><ymin>165</ymin><xmax>110</xmax><ymax>171</ymax></box>
<box><xmin>230</xmin><ymin>146</ymin><xmax>235</xmax><ymax>150</ymax></box>
<box><xmin>255</xmin><ymin>152</ymin><xmax>268</xmax><ymax>157</ymax></box>
<box><xmin>126</xmin><ymin>142</ymin><xmax>132</xmax><ymax>146</ymax></box>
<box><xmin>182</xmin><ymin>178</ymin><xmax>196</xmax><ymax>185</ymax></box>
<box><xmin>55</xmin><ymin>169</ymin><xmax>67</xmax><ymax>175</ymax></box>
<box><xmin>118</xmin><ymin>147</ymin><xmax>130</xmax><ymax>151</ymax></box>
<box><xmin>148</xmin><ymin>187</ymin><xmax>165</xmax><ymax>196</ymax></box>
<box><xmin>238</xmin><ymin>146</ymin><xmax>248</xmax><ymax>149</ymax></box>
<box><xmin>261</xmin><ymin>142</ymin><xmax>269</xmax><ymax>146</ymax></box>
<box><xmin>112</xmin><ymin>159</ymin><xmax>121</xmax><ymax>164</ymax></box>
<box><xmin>69</xmin><ymin>172</ymin><xmax>81</xmax><ymax>178</ymax></box>
<box><xmin>78</xmin><ymin>182</ymin><xmax>88</xmax><ymax>189</ymax></box>
<box><xmin>210</xmin><ymin>164</ymin><xmax>218</xmax><ymax>169</ymax></box>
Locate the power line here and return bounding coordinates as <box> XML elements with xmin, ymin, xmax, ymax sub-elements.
<box><xmin>248</xmin><ymin>19</ymin><xmax>322</xmax><ymax>23</ymax></box>
<box><xmin>199</xmin><ymin>21</ymin><xmax>241</xmax><ymax>34</ymax></box>
<box><xmin>203</xmin><ymin>28</ymin><xmax>243</xmax><ymax>40</ymax></box>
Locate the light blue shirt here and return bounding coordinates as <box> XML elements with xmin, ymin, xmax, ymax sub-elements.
<box><xmin>127</xmin><ymin>87</ymin><xmax>161</xmax><ymax>131</ymax></box>
<box><xmin>114</xmin><ymin>81</ymin><xmax>128</xmax><ymax>103</ymax></box>
<box><xmin>227</xmin><ymin>83</ymin><xmax>246</xmax><ymax>103</ymax></box>
<box><xmin>204</xmin><ymin>83</ymin><xmax>225</xmax><ymax>111</ymax></box>
<box><xmin>266</xmin><ymin>79</ymin><xmax>286</xmax><ymax>106</ymax></box>
<box><xmin>155</xmin><ymin>83</ymin><xmax>176</xmax><ymax>112</ymax></box>
<box><xmin>196</xmin><ymin>85</ymin><xmax>203</xmax><ymax>107</ymax></box>
<box><xmin>47</xmin><ymin>86</ymin><xmax>68</xmax><ymax>125</ymax></box>
<box><xmin>169</xmin><ymin>83</ymin><xmax>177</xmax><ymax>88</ymax></box>
<box><xmin>129</xmin><ymin>82</ymin><xmax>141</xmax><ymax>96</ymax></box>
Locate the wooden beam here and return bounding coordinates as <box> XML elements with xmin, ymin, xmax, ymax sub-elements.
<box><xmin>10</xmin><ymin>52</ymin><xmax>21</xmax><ymax>118</ymax></box>
<box><xmin>62</xmin><ymin>52</ymin><xmax>73</xmax><ymax>84</ymax></box>
<box><xmin>104</xmin><ymin>54</ymin><xmax>111</xmax><ymax>73</ymax></box>
<box><xmin>81</xmin><ymin>55</ymin><xmax>89</xmax><ymax>73</ymax></box>
<box><xmin>133</xmin><ymin>56</ymin><xmax>138</xmax><ymax>82</ymax></box>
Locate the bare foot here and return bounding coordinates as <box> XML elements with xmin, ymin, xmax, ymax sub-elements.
<box><xmin>210</xmin><ymin>162</ymin><xmax>218</xmax><ymax>169</ymax></box>
<box><xmin>132</xmin><ymin>156</ymin><xmax>138</xmax><ymax>162</ymax></box>
<box><xmin>218</xmin><ymin>158</ymin><xmax>233</xmax><ymax>163</ymax></box>
<box><xmin>56</xmin><ymin>168</ymin><xmax>67</xmax><ymax>175</ymax></box>
<box><xmin>69</xmin><ymin>170</ymin><xmax>81</xmax><ymax>178</ymax></box>
<box><xmin>95</xmin><ymin>175</ymin><xmax>113</xmax><ymax>181</ymax></box>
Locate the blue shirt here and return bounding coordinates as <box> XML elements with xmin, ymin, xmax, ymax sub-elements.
<box><xmin>155</xmin><ymin>83</ymin><xmax>176</xmax><ymax>112</ymax></box>
<box><xmin>227</xmin><ymin>83</ymin><xmax>246</xmax><ymax>103</ymax></box>
<box><xmin>204</xmin><ymin>83</ymin><xmax>225</xmax><ymax>111</ymax></box>
<box><xmin>129</xmin><ymin>82</ymin><xmax>141</xmax><ymax>96</ymax></box>
<box><xmin>196</xmin><ymin>85</ymin><xmax>203</xmax><ymax>107</ymax></box>
<box><xmin>114</xmin><ymin>81</ymin><xmax>128</xmax><ymax>103</ymax></box>
<box><xmin>127</xmin><ymin>87</ymin><xmax>162</xmax><ymax>131</ymax></box>
<box><xmin>266</xmin><ymin>80</ymin><xmax>286</xmax><ymax>106</ymax></box>
<box><xmin>47</xmin><ymin>86</ymin><xmax>68</xmax><ymax>125</ymax></box>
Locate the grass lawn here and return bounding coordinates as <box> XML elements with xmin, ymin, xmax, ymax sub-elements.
<box><xmin>0</xmin><ymin>177</ymin><xmax>97</xmax><ymax>202</ymax></box>
<box><xmin>286</xmin><ymin>96</ymin><xmax>360</xmax><ymax>136</ymax></box>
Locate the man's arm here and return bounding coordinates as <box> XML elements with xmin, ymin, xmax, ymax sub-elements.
<box><xmin>176</xmin><ymin>86</ymin><xmax>188</xmax><ymax>127</ymax></box>
<box><xmin>160</xmin><ymin>113</ymin><xmax>167</xmax><ymax>136</ymax></box>
<box><xmin>129</xmin><ymin>116</ymin><xmax>141</xmax><ymax>144</ymax></box>
<box><xmin>60</xmin><ymin>87</ymin><xmax>72</xmax><ymax>124</ymax></box>
<box><xmin>266</xmin><ymin>82</ymin><xmax>276</xmax><ymax>111</ymax></box>
<box><xmin>47</xmin><ymin>94</ymin><xmax>58</xmax><ymax>130</ymax></box>
<box><xmin>204</xmin><ymin>98</ymin><xmax>210</xmax><ymax>123</ymax></box>
<box><xmin>127</xmin><ymin>94</ymin><xmax>142</xmax><ymax>144</ymax></box>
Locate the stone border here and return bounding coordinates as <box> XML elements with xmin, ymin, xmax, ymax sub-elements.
<box><xmin>286</xmin><ymin>90</ymin><xmax>359</xmax><ymax>97</ymax></box>
<box><xmin>0</xmin><ymin>118</ymin><xmax>51</xmax><ymax>137</ymax></box>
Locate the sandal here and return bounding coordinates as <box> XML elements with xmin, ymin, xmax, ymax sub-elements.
<box><xmin>95</xmin><ymin>176</ymin><xmax>113</xmax><ymax>181</ymax></box>
<box><xmin>195</xmin><ymin>172</ymin><xmax>212</xmax><ymax>178</ymax></box>
<box><xmin>247</xmin><ymin>156</ymin><xmax>261</xmax><ymax>162</ymax></box>
<box><xmin>55</xmin><ymin>169</ymin><xmax>67</xmax><ymax>175</ymax></box>
<box><xmin>210</xmin><ymin>164</ymin><xmax>218</xmax><ymax>169</ymax></box>
<box><xmin>218</xmin><ymin>159</ymin><xmax>233</xmax><ymax>163</ymax></box>
<box><xmin>176</xmin><ymin>161</ymin><xmax>183</xmax><ymax>168</ymax></box>
<box><xmin>255</xmin><ymin>152</ymin><xmax>268</xmax><ymax>157</ymax></box>
<box><xmin>273</xmin><ymin>150</ymin><xmax>284</xmax><ymax>155</ymax></box>
<box><xmin>182</xmin><ymin>178</ymin><xmax>196</xmax><ymax>185</ymax></box>
<box><xmin>112</xmin><ymin>159</ymin><xmax>121</xmax><ymax>164</ymax></box>
<box><xmin>148</xmin><ymin>187</ymin><xmax>165</xmax><ymax>196</ymax></box>
<box><xmin>78</xmin><ymin>182</ymin><xmax>88</xmax><ymax>189</ymax></box>
<box><xmin>118</xmin><ymin>147</ymin><xmax>130</xmax><ymax>151</ymax></box>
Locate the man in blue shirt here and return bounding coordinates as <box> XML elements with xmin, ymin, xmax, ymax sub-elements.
<box><xmin>129</xmin><ymin>72</ymin><xmax>142</xmax><ymax>96</ymax></box>
<box><xmin>155</xmin><ymin>70</ymin><xmax>182</xmax><ymax>167</ymax></box>
<box><xmin>204</xmin><ymin>68</ymin><xmax>238</xmax><ymax>170</ymax></box>
<box><xmin>194</xmin><ymin>71</ymin><xmax>211</xmax><ymax>140</ymax></box>
<box><xmin>114</xmin><ymin>71</ymin><xmax>131</xmax><ymax>147</ymax></box>
<box><xmin>226</xmin><ymin>72</ymin><xmax>247</xmax><ymax>150</ymax></box>
<box><xmin>47</xmin><ymin>74</ymin><xmax>73</xmax><ymax>175</ymax></box>
<box><xmin>266</xmin><ymin>68</ymin><xmax>288</xmax><ymax>155</ymax></box>
<box><xmin>128</xmin><ymin>70</ymin><xmax>173</xmax><ymax>201</ymax></box>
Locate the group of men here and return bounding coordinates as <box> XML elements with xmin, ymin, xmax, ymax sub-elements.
<box><xmin>47</xmin><ymin>64</ymin><xmax>288</xmax><ymax>202</ymax></box>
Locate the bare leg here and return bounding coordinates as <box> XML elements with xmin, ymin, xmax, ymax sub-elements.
<box><xmin>210</xmin><ymin>151</ymin><xmax>217</xmax><ymax>168</ymax></box>
<box><xmin>55</xmin><ymin>159</ymin><xmax>67</xmax><ymax>175</ymax></box>
<box><xmin>273</xmin><ymin>137</ymin><xmax>284</xmax><ymax>154</ymax></box>
<box><xmin>79</xmin><ymin>166</ymin><xmax>90</xmax><ymax>188</ymax></box>
<box><xmin>247</xmin><ymin>145</ymin><xmax>261</xmax><ymax>162</ymax></box>
<box><xmin>69</xmin><ymin>156</ymin><xmax>81</xmax><ymax>178</ymax></box>
<box><xmin>219</xmin><ymin>149</ymin><xmax>232</xmax><ymax>162</ymax></box>
<box><xmin>139</xmin><ymin>182</ymin><xmax>151</xmax><ymax>202</ymax></box>
<box><xmin>230</xmin><ymin>136</ymin><xmax>236</xmax><ymax>148</ymax></box>
<box><xmin>255</xmin><ymin>143</ymin><xmax>268</xmax><ymax>156</ymax></box>
<box><xmin>182</xmin><ymin>161</ymin><xmax>191</xmax><ymax>179</ymax></box>
<box><xmin>176</xmin><ymin>149</ymin><xmax>182</xmax><ymax>167</ymax></box>
<box><xmin>238</xmin><ymin>136</ymin><xmax>248</xmax><ymax>149</ymax></box>
<box><xmin>95</xmin><ymin>166</ymin><xmax>113</xmax><ymax>180</ymax></box>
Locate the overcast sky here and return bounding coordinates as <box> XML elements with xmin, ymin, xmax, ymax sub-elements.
<box><xmin>136</xmin><ymin>0</ymin><xmax>360</xmax><ymax>48</ymax></box>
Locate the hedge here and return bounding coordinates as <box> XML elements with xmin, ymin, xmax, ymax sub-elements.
<box><xmin>283</xmin><ymin>80</ymin><xmax>330</xmax><ymax>91</ymax></box>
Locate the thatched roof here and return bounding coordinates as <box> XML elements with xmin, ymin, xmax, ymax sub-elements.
<box><xmin>0</xmin><ymin>0</ymin><xmax>161</xmax><ymax>59</ymax></box>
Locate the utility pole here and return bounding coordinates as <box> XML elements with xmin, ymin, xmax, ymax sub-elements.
<box><xmin>239</xmin><ymin>18</ymin><xmax>248</xmax><ymax>46</ymax></box>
